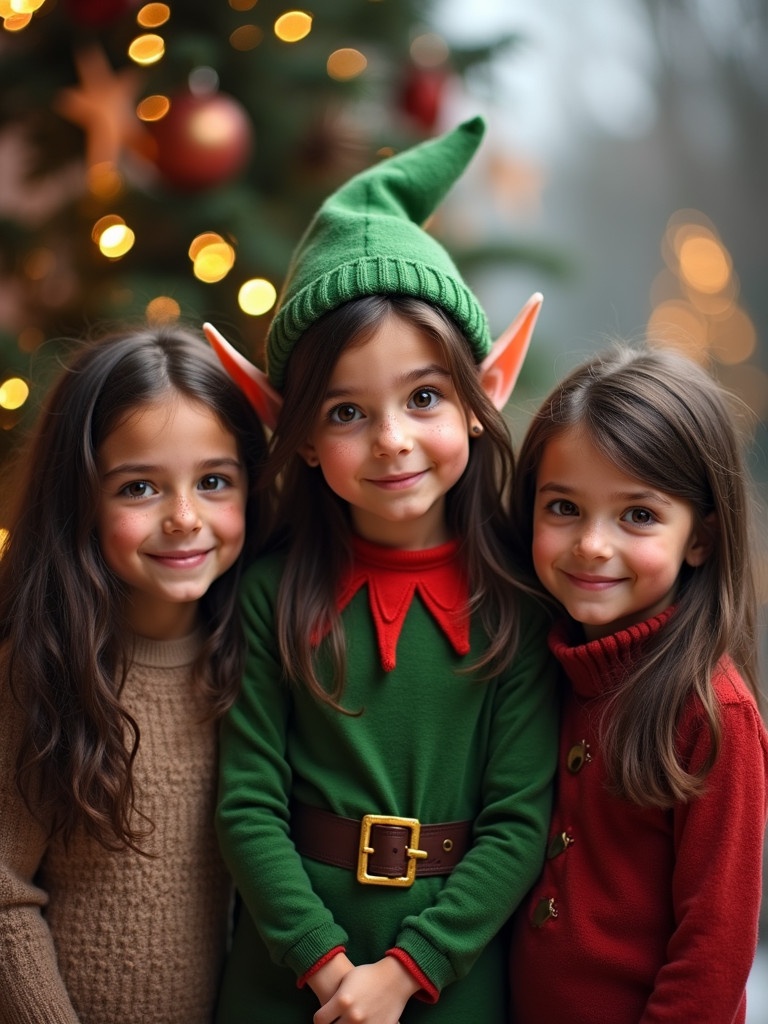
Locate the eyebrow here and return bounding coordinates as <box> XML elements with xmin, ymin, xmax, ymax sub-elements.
<box><xmin>323</xmin><ymin>363</ymin><xmax>452</xmax><ymax>401</ymax></box>
<box><xmin>537</xmin><ymin>482</ymin><xmax>672</xmax><ymax>505</ymax></box>
<box><xmin>101</xmin><ymin>456</ymin><xmax>242</xmax><ymax>479</ymax></box>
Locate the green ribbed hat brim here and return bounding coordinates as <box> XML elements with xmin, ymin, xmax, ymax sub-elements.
<box><xmin>266</xmin><ymin>117</ymin><xmax>491</xmax><ymax>390</ymax></box>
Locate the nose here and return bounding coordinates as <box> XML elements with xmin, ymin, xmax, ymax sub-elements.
<box><xmin>371</xmin><ymin>412</ymin><xmax>413</xmax><ymax>457</ymax></box>
<box><xmin>163</xmin><ymin>493</ymin><xmax>203</xmax><ymax>534</ymax></box>
<box><xmin>573</xmin><ymin>521</ymin><xmax>612</xmax><ymax>560</ymax></box>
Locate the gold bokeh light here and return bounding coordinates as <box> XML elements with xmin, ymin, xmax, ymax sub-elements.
<box><xmin>128</xmin><ymin>33</ymin><xmax>165</xmax><ymax>66</ymax></box>
<box><xmin>327</xmin><ymin>48</ymin><xmax>367</xmax><ymax>81</ymax></box>
<box><xmin>274</xmin><ymin>11</ymin><xmax>312</xmax><ymax>43</ymax></box>
<box><xmin>238</xmin><ymin>278</ymin><xmax>277</xmax><ymax>316</ymax></box>
<box><xmin>137</xmin><ymin>3</ymin><xmax>170</xmax><ymax>28</ymax></box>
<box><xmin>146</xmin><ymin>296</ymin><xmax>181</xmax><ymax>323</ymax></box>
<box><xmin>137</xmin><ymin>94</ymin><xmax>171</xmax><ymax>122</ymax></box>
<box><xmin>189</xmin><ymin>233</ymin><xmax>236</xmax><ymax>283</ymax></box>
<box><xmin>677</xmin><ymin>233</ymin><xmax>732</xmax><ymax>295</ymax></box>
<box><xmin>92</xmin><ymin>214</ymin><xmax>126</xmax><ymax>243</ymax></box>
<box><xmin>0</xmin><ymin>377</ymin><xmax>29</xmax><ymax>410</ymax></box>
<box><xmin>98</xmin><ymin>223</ymin><xmax>136</xmax><ymax>259</ymax></box>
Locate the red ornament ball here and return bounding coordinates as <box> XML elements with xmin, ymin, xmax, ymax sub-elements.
<box><xmin>399</xmin><ymin>65</ymin><xmax>448</xmax><ymax>133</ymax></box>
<box><xmin>149</xmin><ymin>91</ymin><xmax>254</xmax><ymax>192</ymax></box>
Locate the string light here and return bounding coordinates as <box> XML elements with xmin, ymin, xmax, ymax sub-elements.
<box><xmin>92</xmin><ymin>214</ymin><xmax>126</xmax><ymax>243</ymax></box>
<box><xmin>98</xmin><ymin>223</ymin><xmax>136</xmax><ymax>259</ymax></box>
<box><xmin>649</xmin><ymin>208</ymin><xmax>756</xmax><ymax>368</ymax></box>
<box><xmin>189</xmin><ymin>232</ymin><xmax>236</xmax><ymax>283</ymax></box>
<box><xmin>327</xmin><ymin>49</ymin><xmax>367</xmax><ymax>81</ymax></box>
<box><xmin>0</xmin><ymin>377</ymin><xmax>29</xmax><ymax>410</ymax></box>
<box><xmin>137</xmin><ymin>3</ymin><xmax>170</xmax><ymax>28</ymax></box>
<box><xmin>128</xmin><ymin>33</ymin><xmax>165</xmax><ymax>66</ymax></box>
<box><xmin>137</xmin><ymin>94</ymin><xmax>171</xmax><ymax>122</ymax></box>
<box><xmin>5</xmin><ymin>0</ymin><xmax>45</xmax><ymax>11</ymax></box>
<box><xmin>238</xmin><ymin>278</ymin><xmax>277</xmax><ymax>316</ymax></box>
<box><xmin>274</xmin><ymin>11</ymin><xmax>312</xmax><ymax>43</ymax></box>
<box><xmin>0</xmin><ymin>0</ymin><xmax>42</xmax><ymax>30</ymax></box>
<box><xmin>146</xmin><ymin>296</ymin><xmax>181</xmax><ymax>323</ymax></box>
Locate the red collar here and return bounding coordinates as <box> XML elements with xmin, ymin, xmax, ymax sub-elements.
<box><xmin>336</xmin><ymin>535</ymin><xmax>471</xmax><ymax>672</ymax></box>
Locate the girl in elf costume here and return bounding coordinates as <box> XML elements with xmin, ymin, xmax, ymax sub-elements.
<box><xmin>206</xmin><ymin>117</ymin><xmax>559</xmax><ymax>1023</ymax></box>
<box><xmin>508</xmin><ymin>345</ymin><xmax>768</xmax><ymax>1023</ymax></box>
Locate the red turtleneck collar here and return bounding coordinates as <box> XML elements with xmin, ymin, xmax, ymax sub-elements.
<box><xmin>548</xmin><ymin>608</ymin><xmax>675</xmax><ymax>698</ymax></box>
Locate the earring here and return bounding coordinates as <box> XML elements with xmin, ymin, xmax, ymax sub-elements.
<box><xmin>471</xmin><ymin>424</ymin><xmax>483</xmax><ymax>436</ymax></box>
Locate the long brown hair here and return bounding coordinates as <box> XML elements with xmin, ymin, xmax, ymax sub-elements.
<box><xmin>513</xmin><ymin>344</ymin><xmax>759</xmax><ymax>808</ymax></box>
<box><xmin>261</xmin><ymin>295</ymin><xmax>527</xmax><ymax>708</ymax></box>
<box><xmin>0</xmin><ymin>324</ymin><xmax>270</xmax><ymax>849</ymax></box>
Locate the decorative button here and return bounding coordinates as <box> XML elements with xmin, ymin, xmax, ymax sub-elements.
<box><xmin>567</xmin><ymin>740</ymin><xmax>591</xmax><ymax>773</ymax></box>
<box><xmin>532</xmin><ymin>896</ymin><xmax>558</xmax><ymax>927</ymax></box>
<box><xmin>547</xmin><ymin>831</ymin><xmax>574</xmax><ymax>859</ymax></box>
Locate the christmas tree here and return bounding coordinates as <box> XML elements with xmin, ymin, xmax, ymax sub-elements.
<box><xmin>0</xmin><ymin>0</ymin><xmax>562</xmax><ymax>476</ymax></box>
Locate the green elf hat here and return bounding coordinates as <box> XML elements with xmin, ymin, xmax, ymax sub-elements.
<box><xmin>265</xmin><ymin>115</ymin><xmax>492</xmax><ymax>391</ymax></box>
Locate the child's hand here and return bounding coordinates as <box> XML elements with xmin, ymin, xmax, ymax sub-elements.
<box><xmin>306</xmin><ymin>952</ymin><xmax>355</xmax><ymax>1005</ymax></box>
<box><xmin>313</xmin><ymin>956</ymin><xmax>420</xmax><ymax>1024</ymax></box>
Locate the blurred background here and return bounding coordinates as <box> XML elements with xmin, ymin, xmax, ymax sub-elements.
<box><xmin>0</xmin><ymin>0</ymin><xmax>765</xmax><ymax>1012</ymax></box>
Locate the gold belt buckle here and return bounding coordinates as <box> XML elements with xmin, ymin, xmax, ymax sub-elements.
<box><xmin>356</xmin><ymin>814</ymin><xmax>427</xmax><ymax>887</ymax></box>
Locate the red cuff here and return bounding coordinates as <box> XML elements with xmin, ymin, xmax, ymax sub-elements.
<box><xmin>296</xmin><ymin>946</ymin><xmax>346</xmax><ymax>989</ymax></box>
<box><xmin>385</xmin><ymin>947</ymin><xmax>439</xmax><ymax>1004</ymax></box>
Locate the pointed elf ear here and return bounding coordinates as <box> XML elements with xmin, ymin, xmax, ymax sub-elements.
<box><xmin>203</xmin><ymin>322</ymin><xmax>283</xmax><ymax>431</ymax></box>
<box><xmin>479</xmin><ymin>292</ymin><xmax>543</xmax><ymax>411</ymax></box>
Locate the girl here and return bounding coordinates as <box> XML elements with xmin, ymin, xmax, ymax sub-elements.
<box><xmin>210</xmin><ymin>117</ymin><xmax>559</xmax><ymax>1024</ymax></box>
<box><xmin>0</xmin><ymin>325</ymin><xmax>269</xmax><ymax>1024</ymax></box>
<box><xmin>508</xmin><ymin>344</ymin><xmax>768</xmax><ymax>1023</ymax></box>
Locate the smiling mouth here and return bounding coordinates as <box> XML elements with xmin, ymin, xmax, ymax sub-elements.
<box><xmin>563</xmin><ymin>571</ymin><xmax>623</xmax><ymax>590</ymax></box>
<box><xmin>367</xmin><ymin>471</ymin><xmax>427</xmax><ymax>490</ymax></box>
<box><xmin>148</xmin><ymin>550</ymin><xmax>210</xmax><ymax>568</ymax></box>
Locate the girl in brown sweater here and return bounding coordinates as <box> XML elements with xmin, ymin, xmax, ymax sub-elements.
<box><xmin>0</xmin><ymin>325</ymin><xmax>268</xmax><ymax>1023</ymax></box>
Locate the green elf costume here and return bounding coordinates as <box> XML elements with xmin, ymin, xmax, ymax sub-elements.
<box><xmin>208</xmin><ymin>117</ymin><xmax>558</xmax><ymax>1023</ymax></box>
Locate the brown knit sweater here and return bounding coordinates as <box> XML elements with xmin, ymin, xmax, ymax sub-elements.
<box><xmin>0</xmin><ymin>632</ymin><xmax>232</xmax><ymax>1024</ymax></box>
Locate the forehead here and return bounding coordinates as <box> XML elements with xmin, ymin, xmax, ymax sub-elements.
<box><xmin>328</xmin><ymin>315</ymin><xmax>447</xmax><ymax>387</ymax></box>
<box><xmin>100</xmin><ymin>394</ymin><xmax>235</xmax><ymax>455</ymax></box>
<box><xmin>537</xmin><ymin>427</ymin><xmax>638</xmax><ymax>487</ymax></box>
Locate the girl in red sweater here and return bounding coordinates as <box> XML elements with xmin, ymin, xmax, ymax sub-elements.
<box><xmin>509</xmin><ymin>343</ymin><xmax>768</xmax><ymax>1024</ymax></box>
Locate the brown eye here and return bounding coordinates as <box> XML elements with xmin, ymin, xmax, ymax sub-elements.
<box><xmin>409</xmin><ymin>388</ymin><xmax>438</xmax><ymax>410</ymax></box>
<box><xmin>624</xmin><ymin>507</ymin><xmax>655</xmax><ymax>525</ymax></box>
<box><xmin>199</xmin><ymin>475</ymin><xmax>226</xmax><ymax>491</ymax></box>
<box><xmin>120</xmin><ymin>481</ymin><xmax>154</xmax><ymax>498</ymax></box>
<box><xmin>330</xmin><ymin>404</ymin><xmax>360</xmax><ymax>424</ymax></box>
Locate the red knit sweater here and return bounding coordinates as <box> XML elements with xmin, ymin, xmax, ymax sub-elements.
<box><xmin>509</xmin><ymin>610</ymin><xmax>768</xmax><ymax>1024</ymax></box>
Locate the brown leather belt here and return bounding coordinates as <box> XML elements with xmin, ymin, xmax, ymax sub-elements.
<box><xmin>291</xmin><ymin>802</ymin><xmax>472</xmax><ymax>888</ymax></box>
